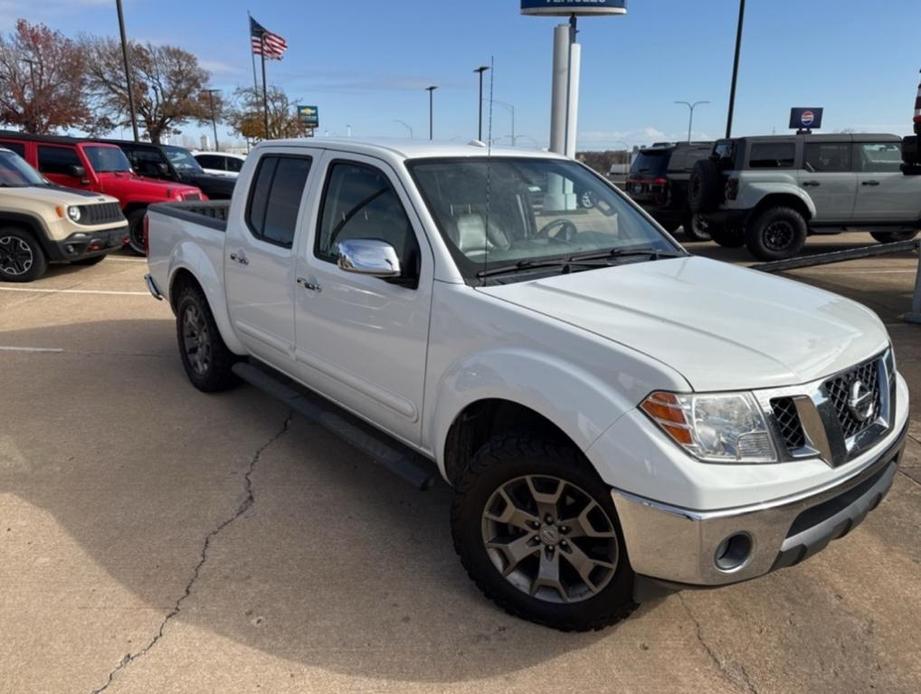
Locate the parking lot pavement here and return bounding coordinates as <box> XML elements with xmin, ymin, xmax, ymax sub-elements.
<box><xmin>2</xmin><ymin>237</ymin><xmax>920</xmax><ymax>693</ymax></box>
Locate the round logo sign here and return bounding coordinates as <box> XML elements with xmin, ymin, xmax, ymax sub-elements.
<box><xmin>847</xmin><ymin>380</ymin><xmax>876</xmax><ymax>422</ymax></box>
<box><xmin>801</xmin><ymin>110</ymin><xmax>815</xmax><ymax>127</ymax></box>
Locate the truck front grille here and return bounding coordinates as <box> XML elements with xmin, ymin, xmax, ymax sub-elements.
<box><xmin>771</xmin><ymin>397</ymin><xmax>806</xmax><ymax>450</ymax></box>
<box><xmin>78</xmin><ymin>202</ymin><xmax>124</xmax><ymax>225</ymax></box>
<box><xmin>182</xmin><ymin>192</ymin><xmax>202</xmax><ymax>201</ymax></box>
<box><xmin>823</xmin><ymin>358</ymin><xmax>881</xmax><ymax>440</ymax></box>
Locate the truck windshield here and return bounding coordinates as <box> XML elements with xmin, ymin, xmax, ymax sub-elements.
<box><xmin>0</xmin><ymin>150</ymin><xmax>47</xmax><ymax>187</ymax></box>
<box><xmin>84</xmin><ymin>145</ymin><xmax>132</xmax><ymax>173</ymax></box>
<box><xmin>408</xmin><ymin>157</ymin><xmax>680</xmax><ymax>281</ymax></box>
<box><xmin>163</xmin><ymin>146</ymin><xmax>204</xmax><ymax>174</ymax></box>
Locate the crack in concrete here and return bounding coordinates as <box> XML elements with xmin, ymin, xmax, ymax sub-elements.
<box><xmin>90</xmin><ymin>412</ymin><xmax>293</xmax><ymax>693</ymax></box>
<box><xmin>678</xmin><ymin>594</ymin><xmax>759</xmax><ymax>694</ymax></box>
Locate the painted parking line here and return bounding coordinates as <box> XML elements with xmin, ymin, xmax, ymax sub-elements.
<box><xmin>0</xmin><ymin>287</ymin><xmax>149</xmax><ymax>296</ymax></box>
<box><xmin>0</xmin><ymin>346</ymin><xmax>64</xmax><ymax>353</ymax></box>
<box><xmin>103</xmin><ymin>257</ymin><xmax>148</xmax><ymax>263</ymax></box>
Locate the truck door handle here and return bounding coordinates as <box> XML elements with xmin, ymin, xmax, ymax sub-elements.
<box><xmin>229</xmin><ymin>251</ymin><xmax>249</xmax><ymax>266</ymax></box>
<box><xmin>861</xmin><ymin>180</ymin><xmax>880</xmax><ymax>186</ymax></box>
<box><xmin>297</xmin><ymin>277</ymin><xmax>321</xmax><ymax>293</ymax></box>
<box><xmin>802</xmin><ymin>180</ymin><xmax>820</xmax><ymax>187</ymax></box>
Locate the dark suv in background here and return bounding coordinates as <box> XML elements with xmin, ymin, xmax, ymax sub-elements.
<box><xmin>99</xmin><ymin>139</ymin><xmax>236</xmax><ymax>201</ymax></box>
<box><xmin>625</xmin><ymin>141</ymin><xmax>713</xmax><ymax>240</ymax></box>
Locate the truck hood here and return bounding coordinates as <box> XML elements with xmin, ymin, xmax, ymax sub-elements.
<box><xmin>0</xmin><ymin>185</ymin><xmax>115</xmax><ymax>206</ymax></box>
<box><xmin>479</xmin><ymin>256</ymin><xmax>889</xmax><ymax>391</ymax></box>
<box><xmin>95</xmin><ymin>171</ymin><xmax>201</xmax><ymax>200</ymax></box>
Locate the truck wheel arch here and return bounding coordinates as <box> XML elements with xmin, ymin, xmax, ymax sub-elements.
<box><xmin>167</xmin><ymin>264</ymin><xmax>247</xmax><ymax>356</ymax></box>
<box><xmin>750</xmin><ymin>192</ymin><xmax>814</xmax><ymax>223</ymax></box>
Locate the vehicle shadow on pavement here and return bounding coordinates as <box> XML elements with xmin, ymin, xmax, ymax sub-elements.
<box><xmin>0</xmin><ymin>319</ymin><xmax>622</xmax><ymax>685</ymax></box>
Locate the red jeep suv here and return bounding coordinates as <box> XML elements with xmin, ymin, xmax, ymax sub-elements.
<box><xmin>0</xmin><ymin>131</ymin><xmax>204</xmax><ymax>254</ymax></box>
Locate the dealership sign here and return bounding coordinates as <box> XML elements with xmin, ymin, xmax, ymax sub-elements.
<box><xmin>297</xmin><ymin>105</ymin><xmax>319</xmax><ymax>129</ymax></box>
<box><xmin>789</xmin><ymin>107</ymin><xmax>823</xmax><ymax>130</ymax></box>
<box><xmin>521</xmin><ymin>0</ymin><xmax>627</xmax><ymax>16</ymax></box>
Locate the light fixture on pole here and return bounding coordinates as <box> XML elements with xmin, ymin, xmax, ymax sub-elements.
<box><xmin>426</xmin><ymin>86</ymin><xmax>437</xmax><ymax>140</ymax></box>
<box><xmin>674</xmin><ymin>100</ymin><xmax>709</xmax><ymax>142</ymax></box>
<box><xmin>204</xmin><ymin>88</ymin><xmax>221</xmax><ymax>151</ymax></box>
<box><xmin>115</xmin><ymin>0</ymin><xmax>139</xmax><ymax>141</ymax></box>
<box><xmin>474</xmin><ymin>66</ymin><xmax>489</xmax><ymax>141</ymax></box>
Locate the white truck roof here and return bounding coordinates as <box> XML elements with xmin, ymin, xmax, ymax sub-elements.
<box><xmin>254</xmin><ymin>138</ymin><xmax>563</xmax><ymax>162</ymax></box>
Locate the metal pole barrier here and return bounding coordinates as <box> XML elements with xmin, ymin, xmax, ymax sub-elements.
<box><xmin>905</xmin><ymin>243</ymin><xmax>921</xmax><ymax>324</ymax></box>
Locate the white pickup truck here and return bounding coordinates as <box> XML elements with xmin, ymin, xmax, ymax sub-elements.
<box><xmin>145</xmin><ymin>139</ymin><xmax>909</xmax><ymax>631</ymax></box>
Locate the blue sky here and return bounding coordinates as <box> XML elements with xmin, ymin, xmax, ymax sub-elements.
<box><xmin>4</xmin><ymin>0</ymin><xmax>920</xmax><ymax>148</ymax></box>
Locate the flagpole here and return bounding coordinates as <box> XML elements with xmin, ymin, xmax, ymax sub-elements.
<box><xmin>261</xmin><ymin>38</ymin><xmax>269</xmax><ymax>139</ymax></box>
<box><xmin>248</xmin><ymin>12</ymin><xmax>259</xmax><ymax>96</ymax></box>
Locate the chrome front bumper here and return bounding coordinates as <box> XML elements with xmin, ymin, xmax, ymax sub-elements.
<box><xmin>613</xmin><ymin>422</ymin><xmax>907</xmax><ymax>587</ymax></box>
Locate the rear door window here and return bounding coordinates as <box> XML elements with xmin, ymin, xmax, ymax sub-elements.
<box><xmin>748</xmin><ymin>142</ymin><xmax>796</xmax><ymax>169</ymax></box>
<box><xmin>854</xmin><ymin>142</ymin><xmax>902</xmax><ymax>173</ymax></box>
<box><xmin>245</xmin><ymin>154</ymin><xmax>312</xmax><ymax>248</ymax></box>
<box><xmin>805</xmin><ymin>143</ymin><xmax>851</xmax><ymax>172</ymax></box>
<box><xmin>1</xmin><ymin>141</ymin><xmax>26</xmax><ymax>158</ymax></box>
<box><xmin>196</xmin><ymin>155</ymin><xmax>223</xmax><ymax>170</ymax></box>
<box><xmin>226</xmin><ymin>157</ymin><xmax>244</xmax><ymax>173</ymax></box>
<box><xmin>37</xmin><ymin>145</ymin><xmax>81</xmax><ymax>175</ymax></box>
<box><xmin>629</xmin><ymin>150</ymin><xmax>670</xmax><ymax>178</ymax></box>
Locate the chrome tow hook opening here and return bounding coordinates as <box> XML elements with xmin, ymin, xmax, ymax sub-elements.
<box><xmin>714</xmin><ymin>532</ymin><xmax>753</xmax><ymax>572</ymax></box>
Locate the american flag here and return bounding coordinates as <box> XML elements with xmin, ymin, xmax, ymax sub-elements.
<box><xmin>250</xmin><ymin>17</ymin><xmax>287</xmax><ymax>60</ymax></box>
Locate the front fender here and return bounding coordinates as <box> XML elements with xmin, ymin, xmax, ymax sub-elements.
<box><xmin>167</xmin><ymin>241</ymin><xmax>246</xmax><ymax>355</ymax></box>
<box><xmin>428</xmin><ymin>347</ymin><xmax>663</xmax><ymax>478</ymax></box>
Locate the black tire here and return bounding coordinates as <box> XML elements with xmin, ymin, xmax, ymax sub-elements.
<box><xmin>688</xmin><ymin>158</ymin><xmax>723</xmax><ymax>212</ymax></box>
<box><xmin>745</xmin><ymin>206</ymin><xmax>808</xmax><ymax>261</ymax></box>
<box><xmin>175</xmin><ymin>284</ymin><xmax>238</xmax><ymax>392</ymax></box>
<box><xmin>682</xmin><ymin>212</ymin><xmax>712</xmax><ymax>242</ymax></box>
<box><xmin>0</xmin><ymin>226</ymin><xmax>48</xmax><ymax>283</ymax></box>
<box><xmin>870</xmin><ymin>230</ymin><xmax>919</xmax><ymax>243</ymax></box>
<box><xmin>709</xmin><ymin>224</ymin><xmax>745</xmax><ymax>248</ymax></box>
<box><xmin>451</xmin><ymin>434</ymin><xmax>637</xmax><ymax>632</ymax></box>
<box><xmin>72</xmin><ymin>254</ymin><xmax>107</xmax><ymax>266</ymax></box>
<box><xmin>126</xmin><ymin>209</ymin><xmax>147</xmax><ymax>256</ymax></box>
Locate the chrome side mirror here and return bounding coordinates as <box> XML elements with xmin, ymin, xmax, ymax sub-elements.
<box><xmin>336</xmin><ymin>239</ymin><xmax>402</xmax><ymax>278</ymax></box>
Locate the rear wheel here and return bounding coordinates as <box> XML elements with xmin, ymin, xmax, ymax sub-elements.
<box><xmin>0</xmin><ymin>227</ymin><xmax>47</xmax><ymax>283</ymax></box>
<box><xmin>175</xmin><ymin>285</ymin><xmax>238</xmax><ymax>392</ymax></box>
<box><xmin>451</xmin><ymin>434</ymin><xmax>637</xmax><ymax>632</ymax></box>
<box><xmin>870</xmin><ymin>230</ymin><xmax>918</xmax><ymax>243</ymax></box>
<box><xmin>682</xmin><ymin>213</ymin><xmax>712</xmax><ymax>242</ymax></box>
<box><xmin>126</xmin><ymin>209</ymin><xmax>147</xmax><ymax>256</ymax></box>
<box><xmin>745</xmin><ymin>206</ymin><xmax>807</xmax><ymax>261</ymax></box>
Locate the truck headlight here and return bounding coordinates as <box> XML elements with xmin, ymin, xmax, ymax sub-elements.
<box><xmin>640</xmin><ymin>391</ymin><xmax>777</xmax><ymax>463</ymax></box>
<box><xmin>67</xmin><ymin>206</ymin><xmax>82</xmax><ymax>223</ymax></box>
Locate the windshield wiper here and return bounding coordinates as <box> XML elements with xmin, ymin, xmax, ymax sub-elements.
<box><xmin>476</xmin><ymin>257</ymin><xmax>606</xmax><ymax>279</ymax></box>
<box><xmin>567</xmin><ymin>247</ymin><xmax>684</xmax><ymax>263</ymax></box>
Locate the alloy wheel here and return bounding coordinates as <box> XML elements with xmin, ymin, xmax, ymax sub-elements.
<box><xmin>0</xmin><ymin>235</ymin><xmax>34</xmax><ymax>276</ymax></box>
<box><xmin>182</xmin><ymin>305</ymin><xmax>212</xmax><ymax>376</ymax></box>
<box><xmin>763</xmin><ymin>220</ymin><xmax>795</xmax><ymax>251</ymax></box>
<box><xmin>481</xmin><ymin>474</ymin><xmax>619</xmax><ymax>604</ymax></box>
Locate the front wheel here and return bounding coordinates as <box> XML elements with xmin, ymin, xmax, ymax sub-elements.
<box><xmin>126</xmin><ymin>209</ymin><xmax>147</xmax><ymax>256</ymax></box>
<box><xmin>870</xmin><ymin>230</ymin><xmax>919</xmax><ymax>243</ymax></box>
<box><xmin>745</xmin><ymin>206</ymin><xmax>807</xmax><ymax>261</ymax></box>
<box><xmin>0</xmin><ymin>227</ymin><xmax>47</xmax><ymax>282</ymax></box>
<box><xmin>451</xmin><ymin>435</ymin><xmax>637</xmax><ymax>631</ymax></box>
<box><xmin>175</xmin><ymin>285</ymin><xmax>238</xmax><ymax>392</ymax></box>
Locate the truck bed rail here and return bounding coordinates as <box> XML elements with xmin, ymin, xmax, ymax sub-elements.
<box><xmin>148</xmin><ymin>200</ymin><xmax>229</xmax><ymax>232</ymax></box>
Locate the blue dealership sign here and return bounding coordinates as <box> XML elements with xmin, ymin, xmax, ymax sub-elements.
<box><xmin>521</xmin><ymin>0</ymin><xmax>627</xmax><ymax>16</ymax></box>
<box><xmin>789</xmin><ymin>107</ymin><xmax>823</xmax><ymax>130</ymax></box>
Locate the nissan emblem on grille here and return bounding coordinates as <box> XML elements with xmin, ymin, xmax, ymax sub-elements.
<box><xmin>848</xmin><ymin>380</ymin><xmax>876</xmax><ymax>422</ymax></box>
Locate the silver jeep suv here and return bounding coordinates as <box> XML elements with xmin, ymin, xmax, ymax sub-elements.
<box><xmin>689</xmin><ymin>133</ymin><xmax>921</xmax><ymax>260</ymax></box>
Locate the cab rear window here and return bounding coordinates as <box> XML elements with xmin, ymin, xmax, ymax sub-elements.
<box><xmin>748</xmin><ymin>142</ymin><xmax>795</xmax><ymax>169</ymax></box>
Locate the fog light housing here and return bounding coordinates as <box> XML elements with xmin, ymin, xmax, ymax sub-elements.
<box><xmin>714</xmin><ymin>533</ymin><xmax>752</xmax><ymax>571</ymax></box>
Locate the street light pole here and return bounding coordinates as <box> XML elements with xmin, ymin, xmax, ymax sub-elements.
<box><xmin>394</xmin><ymin>119</ymin><xmax>414</xmax><ymax>139</ymax></box>
<box><xmin>204</xmin><ymin>88</ymin><xmax>220</xmax><ymax>151</ymax></box>
<box><xmin>115</xmin><ymin>0</ymin><xmax>139</xmax><ymax>142</ymax></box>
<box><xmin>675</xmin><ymin>100</ymin><xmax>710</xmax><ymax>142</ymax></box>
<box><xmin>474</xmin><ymin>66</ymin><xmax>489</xmax><ymax>141</ymax></box>
<box><xmin>726</xmin><ymin>0</ymin><xmax>746</xmax><ymax>138</ymax></box>
<box><xmin>426</xmin><ymin>86</ymin><xmax>437</xmax><ymax>140</ymax></box>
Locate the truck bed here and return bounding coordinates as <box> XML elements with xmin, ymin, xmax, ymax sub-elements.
<box><xmin>148</xmin><ymin>200</ymin><xmax>230</xmax><ymax>232</ymax></box>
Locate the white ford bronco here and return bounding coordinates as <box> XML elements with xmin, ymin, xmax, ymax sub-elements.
<box><xmin>690</xmin><ymin>133</ymin><xmax>921</xmax><ymax>260</ymax></box>
<box><xmin>145</xmin><ymin>139</ymin><xmax>909</xmax><ymax>631</ymax></box>
<box><xmin>0</xmin><ymin>147</ymin><xmax>127</xmax><ymax>282</ymax></box>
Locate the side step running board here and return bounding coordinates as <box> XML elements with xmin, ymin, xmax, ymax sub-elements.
<box><xmin>232</xmin><ymin>361</ymin><xmax>436</xmax><ymax>491</ymax></box>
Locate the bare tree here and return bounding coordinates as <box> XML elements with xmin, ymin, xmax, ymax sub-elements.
<box><xmin>0</xmin><ymin>19</ymin><xmax>91</xmax><ymax>134</ymax></box>
<box><xmin>83</xmin><ymin>37</ymin><xmax>211</xmax><ymax>143</ymax></box>
<box><xmin>225</xmin><ymin>86</ymin><xmax>309</xmax><ymax>141</ymax></box>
